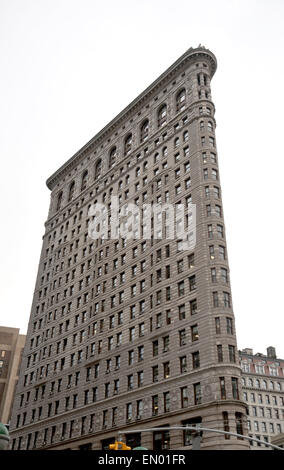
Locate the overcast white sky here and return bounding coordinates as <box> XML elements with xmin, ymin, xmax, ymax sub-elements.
<box><xmin>0</xmin><ymin>0</ymin><xmax>283</xmax><ymax>358</ymax></box>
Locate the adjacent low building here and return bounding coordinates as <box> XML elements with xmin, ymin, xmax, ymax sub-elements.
<box><xmin>0</xmin><ymin>327</ymin><xmax>26</xmax><ymax>426</ymax></box>
<box><xmin>240</xmin><ymin>346</ymin><xmax>284</xmax><ymax>449</ymax></box>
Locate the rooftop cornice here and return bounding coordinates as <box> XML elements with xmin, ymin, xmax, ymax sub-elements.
<box><xmin>46</xmin><ymin>46</ymin><xmax>217</xmax><ymax>191</ymax></box>
<box><xmin>240</xmin><ymin>352</ymin><xmax>284</xmax><ymax>363</ymax></box>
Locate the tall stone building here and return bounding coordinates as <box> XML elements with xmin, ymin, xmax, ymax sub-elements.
<box><xmin>9</xmin><ymin>46</ymin><xmax>249</xmax><ymax>450</ymax></box>
<box><xmin>0</xmin><ymin>327</ymin><xmax>25</xmax><ymax>425</ymax></box>
<box><xmin>240</xmin><ymin>347</ymin><xmax>284</xmax><ymax>449</ymax></box>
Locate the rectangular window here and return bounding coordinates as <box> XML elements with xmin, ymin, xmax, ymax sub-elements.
<box><xmin>128</xmin><ymin>350</ymin><xmax>134</xmax><ymax>366</ymax></box>
<box><xmin>152</xmin><ymin>395</ymin><xmax>159</xmax><ymax>416</ymax></box>
<box><xmin>178</xmin><ymin>281</ymin><xmax>185</xmax><ymax>296</ymax></box>
<box><xmin>181</xmin><ymin>387</ymin><xmax>188</xmax><ymax>408</ymax></box>
<box><xmin>232</xmin><ymin>377</ymin><xmax>239</xmax><ymax>400</ymax></box>
<box><xmin>129</xmin><ymin>327</ymin><xmax>135</xmax><ymax>341</ymax></box>
<box><xmin>221</xmin><ymin>268</ymin><xmax>228</xmax><ymax>283</ymax></box>
<box><xmin>190</xmin><ymin>299</ymin><xmax>197</xmax><ymax>315</ymax></box>
<box><xmin>194</xmin><ymin>383</ymin><xmax>202</xmax><ymax>405</ymax></box>
<box><xmin>217</xmin><ymin>224</ymin><xmax>224</xmax><ymax>238</ymax></box>
<box><xmin>126</xmin><ymin>403</ymin><xmax>132</xmax><ymax>421</ymax></box>
<box><xmin>223</xmin><ymin>292</ymin><xmax>231</xmax><ymax>308</ymax></box>
<box><xmin>180</xmin><ymin>356</ymin><xmax>187</xmax><ymax>373</ymax></box>
<box><xmin>138</xmin><ymin>345</ymin><xmax>144</xmax><ymax>362</ymax></box>
<box><xmin>137</xmin><ymin>371</ymin><xmax>143</xmax><ymax>387</ymax></box>
<box><xmin>228</xmin><ymin>345</ymin><xmax>236</xmax><ymax>363</ymax></box>
<box><xmin>163</xmin><ymin>336</ymin><xmax>169</xmax><ymax>353</ymax></box>
<box><xmin>217</xmin><ymin>345</ymin><xmax>223</xmax><ymax>362</ymax></box>
<box><xmin>214</xmin><ymin>186</ymin><xmax>220</xmax><ymax>198</ymax></box>
<box><xmin>189</xmin><ymin>275</ymin><xmax>196</xmax><ymax>291</ymax></box>
<box><xmin>220</xmin><ymin>377</ymin><xmax>226</xmax><ymax>399</ymax></box>
<box><xmin>215</xmin><ymin>317</ymin><xmax>221</xmax><ymax>334</ymax></box>
<box><xmin>191</xmin><ymin>325</ymin><xmax>199</xmax><ymax>342</ymax></box>
<box><xmin>226</xmin><ymin>317</ymin><xmax>233</xmax><ymax>334</ymax></box>
<box><xmin>152</xmin><ymin>366</ymin><xmax>159</xmax><ymax>383</ymax></box>
<box><xmin>208</xmin><ymin>224</ymin><xmax>213</xmax><ymax>239</ymax></box>
<box><xmin>213</xmin><ymin>291</ymin><xmax>219</xmax><ymax>307</ymax></box>
<box><xmin>179</xmin><ymin>304</ymin><xmax>185</xmax><ymax>320</ymax></box>
<box><xmin>163</xmin><ymin>362</ymin><xmax>170</xmax><ymax>379</ymax></box>
<box><xmin>212</xmin><ymin>169</ymin><xmax>218</xmax><ymax>180</ymax></box>
<box><xmin>139</xmin><ymin>323</ymin><xmax>144</xmax><ymax>337</ymax></box>
<box><xmin>185</xmin><ymin>178</ymin><xmax>191</xmax><ymax>189</ymax></box>
<box><xmin>219</xmin><ymin>245</ymin><xmax>226</xmax><ymax>260</ymax></box>
<box><xmin>127</xmin><ymin>375</ymin><xmax>134</xmax><ymax>391</ymax></box>
<box><xmin>215</xmin><ymin>205</ymin><xmax>222</xmax><ymax>218</ymax></box>
<box><xmin>153</xmin><ymin>340</ymin><xmax>158</xmax><ymax>356</ymax></box>
<box><xmin>192</xmin><ymin>351</ymin><xmax>200</xmax><ymax>369</ymax></box>
<box><xmin>166</xmin><ymin>309</ymin><xmax>171</xmax><ymax>325</ymax></box>
<box><xmin>164</xmin><ymin>392</ymin><xmax>170</xmax><ymax>413</ymax></box>
<box><xmin>188</xmin><ymin>253</ymin><xmax>194</xmax><ymax>268</ymax></box>
<box><xmin>179</xmin><ymin>329</ymin><xmax>186</xmax><ymax>346</ymax></box>
<box><xmin>223</xmin><ymin>412</ymin><xmax>230</xmax><ymax>439</ymax></box>
<box><xmin>209</xmin><ymin>245</ymin><xmax>215</xmax><ymax>260</ymax></box>
<box><xmin>211</xmin><ymin>267</ymin><xmax>217</xmax><ymax>283</ymax></box>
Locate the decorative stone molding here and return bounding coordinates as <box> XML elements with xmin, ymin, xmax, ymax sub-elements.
<box><xmin>46</xmin><ymin>47</ymin><xmax>216</xmax><ymax>191</ymax></box>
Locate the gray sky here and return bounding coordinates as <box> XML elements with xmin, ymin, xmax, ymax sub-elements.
<box><xmin>1</xmin><ymin>0</ymin><xmax>283</xmax><ymax>358</ymax></box>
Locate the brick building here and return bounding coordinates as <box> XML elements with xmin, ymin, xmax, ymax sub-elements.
<box><xmin>240</xmin><ymin>346</ymin><xmax>284</xmax><ymax>449</ymax></box>
<box><xmin>9</xmin><ymin>46</ymin><xmax>249</xmax><ymax>450</ymax></box>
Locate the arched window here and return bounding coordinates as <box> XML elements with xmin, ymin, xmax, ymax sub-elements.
<box><xmin>68</xmin><ymin>181</ymin><xmax>75</xmax><ymax>202</ymax></box>
<box><xmin>95</xmin><ymin>159</ymin><xmax>102</xmax><ymax>180</ymax></box>
<box><xmin>162</xmin><ymin>146</ymin><xmax>168</xmax><ymax>158</ymax></box>
<box><xmin>56</xmin><ymin>191</ymin><xmax>63</xmax><ymax>211</ymax></box>
<box><xmin>81</xmin><ymin>170</ymin><xmax>88</xmax><ymax>191</ymax></box>
<box><xmin>140</xmin><ymin>119</ymin><xmax>149</xmax><ymax>142</ymax></box>
<box><xmin>109</xmin><ymin>147</ymin><xmax>117</xmax><ymax>168</ymax></box>
<box><xmin>200</xmin><ymin>120</ymin><xmax>204</xmax><ymax>130</ymax></box>
<box><xmin>183</xmin><ymin>131</ymin><xmax>189</xmax><ymax>142</ymax></box>
<box><xmin>176</xmin><ymin>89</ymin><xmax>186</xmax><ymax>112</ymax></box>
<box><xmin>174</xmin><ymin>137</ymin><xmax>180</xmax><ymax>148</ymax></box>
<box><xmin>154</xmin><ymin>152</ymin><xmax>159</xmax><ymax>164</ymax></box>
<box><xmin>262</xmin><ymin>380</ymin><xmax>267</xmax><ymax>389</ymax></box>
<box><xmin>124</xmin><ymin>134</ymin><xmax>132</xmax><ymax>155</ymax></box>
<box><xmin>158</xmin><ymin>105</ymin><xmax>167</xmax><ymax>127</ymax></box>
<box><xmin>208</xmin><ymin>121</ymin><xmax>213</xmax><ymax>132</ymax></box>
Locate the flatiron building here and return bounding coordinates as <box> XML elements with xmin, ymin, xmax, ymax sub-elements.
<box><xmin>10</xmin><ymin>46</ymin><xmax>249</xmax><ymax>450</ymax></box>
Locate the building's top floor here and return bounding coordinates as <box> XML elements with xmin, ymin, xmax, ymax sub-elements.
<box><xmin>0</xmin><ymin>327</ymin><xmax>25</xmax><ymax>379</ymax></box>
<box><xmin>46</xmin><ymin>46</ymin><xmax>217</xmax><ymax>192</ymax></box>
<box><xmin>239</xmin><ymin>346</ymin><xmax>284</xmax><ymax>378</ymax></box>
<box><xmin>0</xmin><ymin>327</ymin><xmax>25</xmax><ymax>348</ymax></box>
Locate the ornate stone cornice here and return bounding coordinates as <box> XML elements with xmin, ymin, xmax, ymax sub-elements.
<box><xmin>46</xmin><ymin>46</ymin><xmax>217</xmax><ymax>191</ymax></box>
